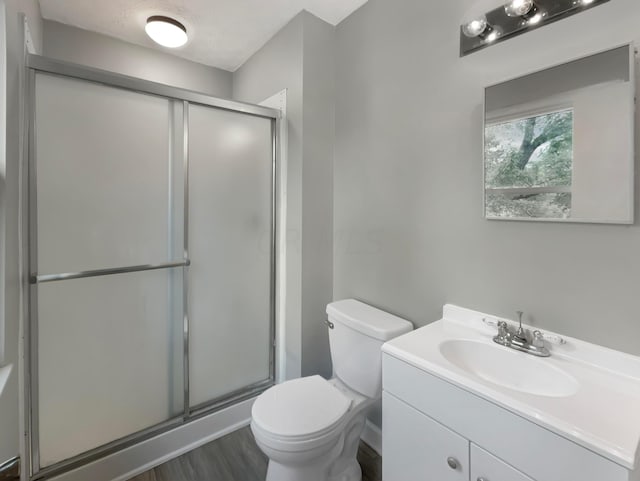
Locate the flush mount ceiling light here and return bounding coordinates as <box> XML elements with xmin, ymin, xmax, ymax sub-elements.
<box><xmin>460</xmin><ymin>0</ymin><xmax>609</xmax><ymax>56</ymax></box>
<box><xmin>145</xmin><ymin>16</ymin><xmax>188</xmax><ymax>48</ymax></box>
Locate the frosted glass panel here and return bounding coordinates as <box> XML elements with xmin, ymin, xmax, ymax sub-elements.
<box><xmin>38</xmin><ymin>269</ymin><xmax>184</xmax><ymax>467</ymax></box>
<box><xmin>188</xmin><ymin>105</ymin><xmax>272</xmax><ymax>407</ymax></box>
<box><xmin>35</xmin><ymin>73</ymin><xmax>182</xmax><ymax>274</ymax></box>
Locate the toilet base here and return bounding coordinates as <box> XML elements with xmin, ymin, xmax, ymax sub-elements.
<box><xmin>263</xmin><ymin>436</ymin><xmax>344</xmax><ymax>481</ymax></box>
<box><xmin>265</xmin><ymin>458</ymin><xmax>362</xmax><ymax>481</ymax></box>
<box><xmin>261</xmin><ymin>411</ymin><xmax>368</xmax><ymax>481</ymax></box>
<box><xmin>328</xmin><ymin>459</ymin><xmax>362</xmax><ymax>481</ymax></box>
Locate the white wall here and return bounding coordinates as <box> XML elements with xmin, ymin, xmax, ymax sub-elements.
<box><xmin>1</xmin><ymin>0</ymin><xmax>43</xmax><ymax>465</ymax></box>
<box><xmin>42</xmin><ymin>20</ymin><xmax>233</xmax><ymax>99</ymax></box>
<box><xmin>233</xmin><ymin>11</ymin><xmax>335</xmax><ymax>378</ymax></box>
<box><xmin>334</xmin><ymin>0</ymin><xmax>640</xmax><ymax>379</ymax></box>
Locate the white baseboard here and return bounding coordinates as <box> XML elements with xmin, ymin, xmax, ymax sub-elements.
<box><xmin>360</xmin><ymin>420</ymin><xmax>382</xmax><ymax>456</ymax></box>
<box><xmin>51</xmin><ymin>397</ymin><xmax>256</xmax><ymax>481</ymax></box>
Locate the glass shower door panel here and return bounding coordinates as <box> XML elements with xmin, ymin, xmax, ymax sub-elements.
<box><xmin>37</xmin><ymin>269</ymin><xmax>184</xmax><ymax>467</ymax></box>
<box><xmin>188</xmin><ymin>105</ymin><xmax>273</xmax><ymax>407</ymax></box>
<box><xmin>34</xmin><ymin>73</ymin><xmax>182</xmax><ymax>274</ymax></box>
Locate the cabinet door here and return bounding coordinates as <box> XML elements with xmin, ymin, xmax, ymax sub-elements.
<box><xmin>471</xmin><ymin>444</ymin><xmax>534</xmax><ymax>481</ymax></box>
<box><xmin>383</xmin><ymin>392</ymin><xmax>469</xmax><ymax>481</ymax></box>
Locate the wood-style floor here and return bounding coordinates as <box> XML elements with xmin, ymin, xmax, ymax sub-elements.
<box><xmin>128</xmin><ymin>426</ymin><xmax>382</xmax><ymax>481</ymax></box>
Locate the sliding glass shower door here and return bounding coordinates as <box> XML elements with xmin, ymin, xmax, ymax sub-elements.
<box><xmin>188</xmin><ymin>105</ymin><xmax>274</xmax><ymax>409</ymax></box>
<box><xmin>27</xmin><ymin>61</ymin><xmax>276</xmax><ymax>478</ymax></box>
<box><xmin>34</xmin><ymin>73</ymin><xmax>186</xmax><ymax>468</ymax></box>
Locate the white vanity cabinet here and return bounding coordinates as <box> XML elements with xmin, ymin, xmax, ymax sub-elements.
<box><xmin>383</xmin><ymin>391</ymin><xmax>532</xmax><ymax>481</ymax></box>
<box><xmin>382</xmin><ymin>353</ymin><xmax>637</xmax><ymax>481</ymax></box>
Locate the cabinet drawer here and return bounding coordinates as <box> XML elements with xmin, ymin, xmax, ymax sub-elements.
<box><xmin>383</xmin><ymin>392</ymin><xmax>469</xmax><ymax>481</ymax></box>
<box><xmin>471</xmin><ymin>444</ymin><xmax>534</xmax><ymax>481</ymax></box>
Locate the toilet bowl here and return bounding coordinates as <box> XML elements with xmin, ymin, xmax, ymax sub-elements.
<box><xmin>251</xmin><ymin>299</ymin><xmax>413</xmax><ymax>481</ymax></box>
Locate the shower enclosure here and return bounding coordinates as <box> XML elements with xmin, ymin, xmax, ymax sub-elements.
<box><xmin>23</xmin><ymin>55</ymin><xmax>278</xmax><ymax>479</ymax></box>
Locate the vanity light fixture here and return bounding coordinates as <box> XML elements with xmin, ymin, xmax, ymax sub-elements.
<box><xmin>460</xmin><ymin>0</ymin><xmax>609</xmax><ymax>56</ymax></box>
<box><xmin>504</xmin><ymin>0</ymin><xmax>547</xmax><ymax>26</ymax></box>
<box><xmin>504</xmin><ymin>0</ymin><xmax>535</xmax><ymax>17</ymax></box>
<box><xmin>462</xmin><ymin>16</ymin><xmax>489</xmax><ymax>38</ymax></box>
<box><xmin>484</xmin><ymin>31</ymin><xmax>500</xmax><ymax>43</ymax></box>
<box><xmin>145</xmin><ymin>16</ymin><xmax>188</xmax><ymax>48</ymax></box>
<box><xmin>462</xmin><ymin>16</ymin><xmax>500</xmax><ymax>44</ymax></box>
<box><xmin>527</xmin><ymin>12</ymin><xmax>544</xmax><ymax>24</ymax></box>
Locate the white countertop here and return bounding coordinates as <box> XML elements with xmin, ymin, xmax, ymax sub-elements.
<box><xmin>381</xmin><ymin>305</ymin><xmax>640</xmax><ymax>470</ymax></box>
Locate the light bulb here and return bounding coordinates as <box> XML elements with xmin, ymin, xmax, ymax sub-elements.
<box><xmin>485</xmin><ymin>31</ymin><xmax>499</xmax><ymax>43</ymax></box>
<box><xmin>528</xmin><ymin>12</ymin><xmax>543</xmax><ymax>24</ymax></box>
<box><xmin>145</xmin><ymin>16</ymin><xmax>188</xmax><ymax>48</ymax></box>
<box><xmin>462</xmin><ymin>16</ymin><xmax>488</xmax><ymax>37</ymax></box>
<box><xmin>504</xmin><ymin>0</ymin><xmax>535</xmax><ymax>17</ymax></box>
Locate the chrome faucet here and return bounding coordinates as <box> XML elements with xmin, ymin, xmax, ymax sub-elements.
<box><xmin>514</xmin><ymin>311</ymin><xmax>527</xmax><ymax>343</ymax></box>
<box><xmin>492</xmin><ymin>311</ymin><xmax>551</xmax><ymax>358</ymax></box>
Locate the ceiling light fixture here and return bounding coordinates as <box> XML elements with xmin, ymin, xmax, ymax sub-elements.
<box><xmin>145</xmin><ymin>16</ymin><xmax>188</xmax><ymax>48</ymax></box>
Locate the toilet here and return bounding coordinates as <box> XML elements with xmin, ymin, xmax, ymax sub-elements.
<box><xmin>251</xmin><ymin>299</ymin><xmax>413</xmax><ymax>481</ymax></box>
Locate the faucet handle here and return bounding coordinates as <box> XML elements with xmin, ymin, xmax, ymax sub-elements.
<box><xmin>492</xmin><ymin>320</ymin><xmax>511</xmax><ymax>346</ymax></box>
<box><xmin>532</xmin><ymin>330</ymin><xmax>545</xmax><ymax>348</ymax></box>
<box><xmin>481</xmin><ymin>317</ymin><xmax>498</xmax><ymax>329</ymax></box>
<box><xmin>496</xmin><ymin>321</ymin><xmax>509</xmax><ymax>336</ymax></box>
<box><xmin>539</xmin><ymin>331</ymin><xmax>567</xmax><ymax>346</ymax></box>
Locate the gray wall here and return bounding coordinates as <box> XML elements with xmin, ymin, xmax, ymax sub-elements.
<box><xmin>334</xmin><ymin>0</ymin><xmax>640</xmax><ymax>360</ymax></box>
<box><xmin>233</xmin><ymin>11</ymin><xmax>335</xmax><ymax>378</ymax></box>
<box><xmin>1</xmin><ymin>0</ymin><xmax>43</xmax><ymax>464</ymax></box>
<box><xmin>234</xmin><ymin>13</ymin><xmax>305</xmax><ymax>379</ymax></box>
<box><xmin>43</xmin><ymin>20</ymin><xmax>233</xmax><ymax>98</ymax></box>
<box><xmin>300</xmin><ymin>15</ymin><xmax>335</xmax><ymax>379</ymax></box>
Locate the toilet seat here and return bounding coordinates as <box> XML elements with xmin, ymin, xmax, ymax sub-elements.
<box><xmin>252</xmin><ymin>376</ymin><xmax>352</xmax><ymax>452</ymax></box>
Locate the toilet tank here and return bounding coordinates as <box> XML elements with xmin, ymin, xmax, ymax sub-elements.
<box><xmin>326</xmin><ymin>299</ymin><xmax>413</xmax><ymax>398</ymax></box>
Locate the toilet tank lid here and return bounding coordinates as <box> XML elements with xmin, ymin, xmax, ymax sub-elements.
<box><xmin>326</xmin><ymin>299</ymin><xmax>413</xmax><ymax>341</ymax></box>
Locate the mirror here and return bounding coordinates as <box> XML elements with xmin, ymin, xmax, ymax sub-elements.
<box><xmin>484</xmin><ymin>45</ymin><xmax>635</xmax><ymax>223</ymax></box>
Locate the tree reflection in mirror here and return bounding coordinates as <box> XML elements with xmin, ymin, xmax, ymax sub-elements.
<box><xmin>485</xmin><ymin>108</ymin><xmax>573</xmax><ymax>219</ymax></box>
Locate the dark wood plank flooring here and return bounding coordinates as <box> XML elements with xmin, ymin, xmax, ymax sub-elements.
<box><xmin>128</xmin><ymin>426</ymin><xmax>381</xmax><ymax>481</ymax></box>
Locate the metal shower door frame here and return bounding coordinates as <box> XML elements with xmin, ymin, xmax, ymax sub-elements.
<box><xmin>23</xmin><ymin>54</ymin><xmax>279</xmax><ymax>481</ymax></box>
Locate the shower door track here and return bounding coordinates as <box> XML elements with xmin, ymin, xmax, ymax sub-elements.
<box><xmin>23</xmin><ymin>54</ymin><xmax>280</xmax><ymax>481</ymax></box>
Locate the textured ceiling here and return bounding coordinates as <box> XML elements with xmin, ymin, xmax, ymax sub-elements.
<box><xmin>39</xmin><ymin>0</ymin><xmax>369</xmax><ymax>72</ymax></box>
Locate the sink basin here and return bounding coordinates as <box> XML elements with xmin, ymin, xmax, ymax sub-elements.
<box><xmin>439</xmin><ymin>339</ymin><xmax>580</xmax><ymax>398</ymax></box>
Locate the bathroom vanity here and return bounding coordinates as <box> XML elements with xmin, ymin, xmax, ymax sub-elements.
<box><xmin>381</xmin><ymin>305</ymin><xmax>640</xmax><ymax>481</ymax></box>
